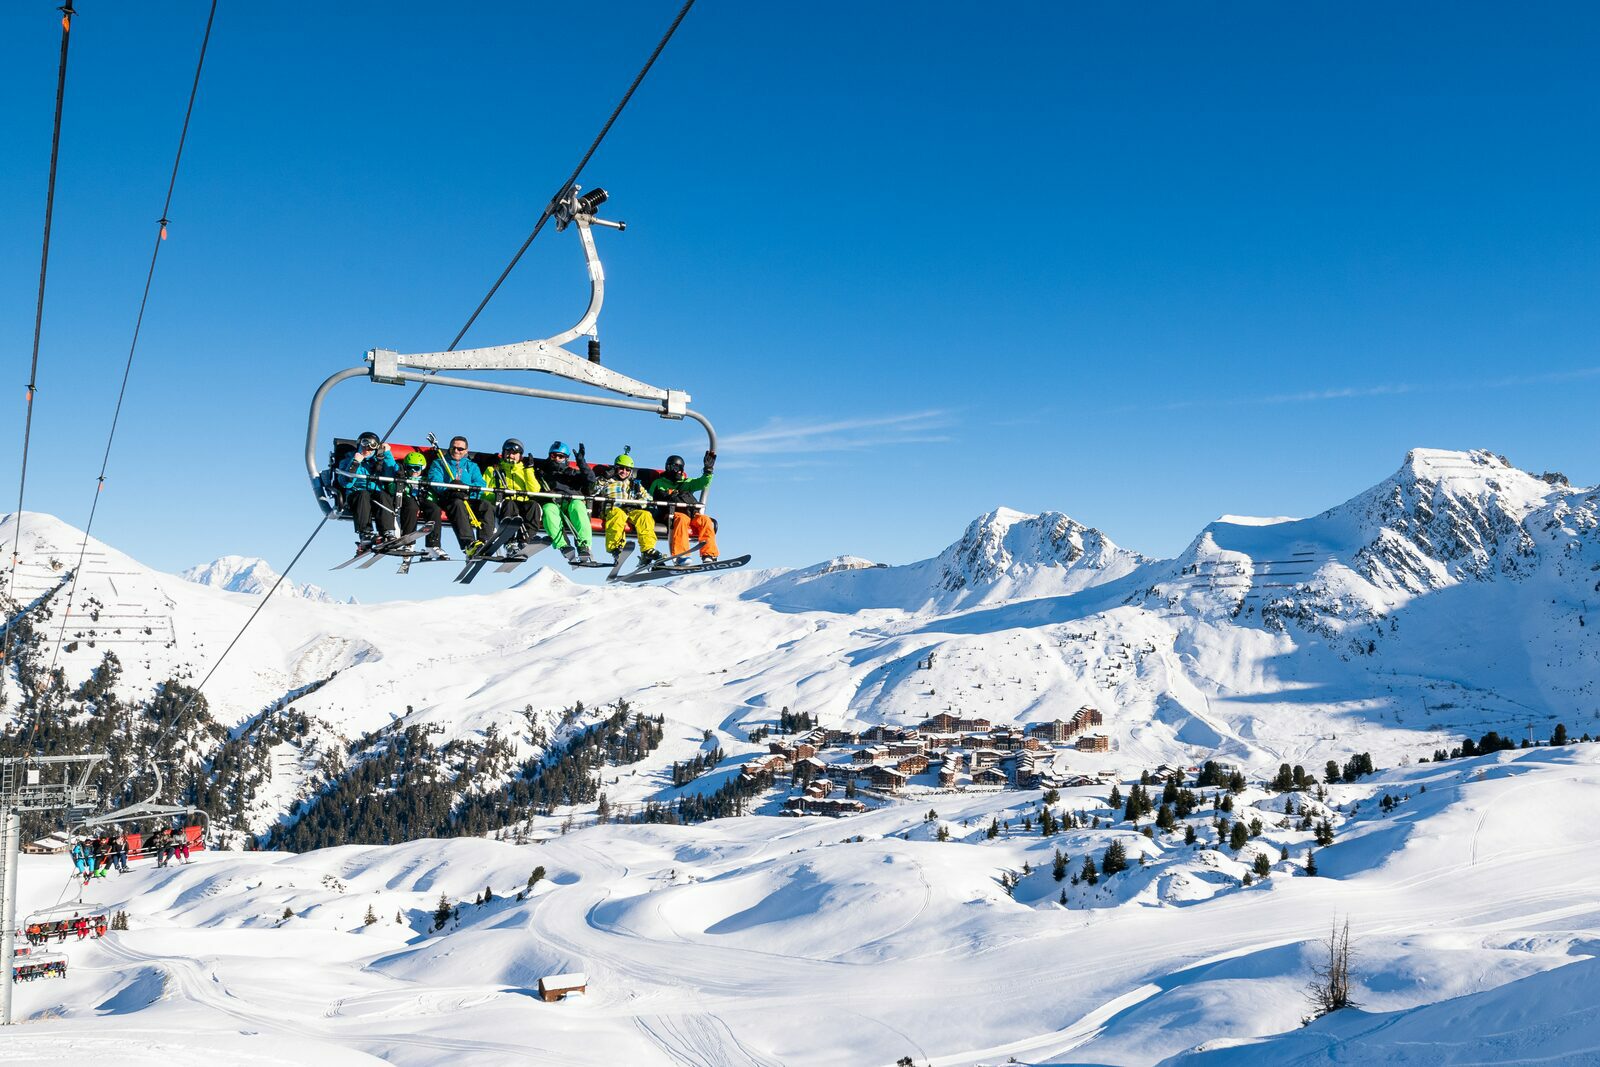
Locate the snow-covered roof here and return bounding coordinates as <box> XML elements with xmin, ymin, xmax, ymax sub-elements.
<box><xmin>539</xmin><ymin>972</ymin><xmax>588</xmax><ymax>989</ymax></box>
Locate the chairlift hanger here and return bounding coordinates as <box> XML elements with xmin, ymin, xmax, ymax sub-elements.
<box><xmin>68</xmin><ymin>764</ymin><xmax>211</xmax><ymax>843</ymax></box>
<box><xmin>305</xmin><ymin>186</ymin><xmax>718</xmax><ymax>518</ymax></box>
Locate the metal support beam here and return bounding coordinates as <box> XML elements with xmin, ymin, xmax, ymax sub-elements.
<box><xmin>1</xmin><ymin>809</ymin><xmax>18</xmax><ymax>1026</ymax></box>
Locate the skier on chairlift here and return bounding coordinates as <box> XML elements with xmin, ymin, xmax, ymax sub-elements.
<box><xmin>595</xmin><ymin>449</ymin><xmax>662</xmax><ymax>566</ymax></box>
<box><xmin>484</xmin><ymin>438</ymin><xmax>542</xmax><ymax>558</ymax></box>
<box><xmin>337</xmin><ymin>431</ymin><xmax>401</xmax><ymax>546</ymax></box>
<box><xmin>393</xmin><ymin>450</ymin><xmax>430</xmax><ymax>543</ymax></box>
<box><xmin>532</xmin><ymin>441</ymin><xmax>596</xmax><ymax>563</ymax></box>
<box><xmin>649</xmin><ymin>451</ymin><xmax>718</xmax><ymax>562</ymax></box>
<box><xmin>426</xmin><ymin>436</ymin><xmax>495</xmax><ymax>556</ymax></box>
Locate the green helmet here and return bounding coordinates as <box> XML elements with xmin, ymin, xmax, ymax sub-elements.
<box><xmin>612</xmin><ymin>453</ymin><xmax>634</xmax><ymax>469</ymax></box>
<box><xmin>404</xmin><ymin>451</ymin><xmax>428</xmax><ymax>468</ymax></box>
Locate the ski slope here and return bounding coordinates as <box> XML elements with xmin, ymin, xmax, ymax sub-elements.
<box><xmin>6</xmin><ymin>744</ymin><xmax>1600</xmax><ymax>1064</ymax></box>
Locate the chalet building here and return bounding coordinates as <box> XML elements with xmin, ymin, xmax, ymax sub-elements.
<box><xmin>783</xmin><ymin>796</ymin><xmax>868</xmax><ymax>817</ymax></box>
<box><xmin>860</xmin><ymin>725</ymin><xmax>918</xmax><ymax>744</ymax></box>
<box><xmin>799</xmin><ymin>728</ymin><xmax>830</xmax><ymax>747</ymax></box>
<box><xmin>1071</xmin><ymin>706</ymin><xmax>1104</xmax><ymax>732</ymax></box>
<box><xmin>742</xmin><ymin>753</ymin><xmax>791</xmax><ymax>780</ymax></box>
<box><xmin>921</xmin><ymin>713</ymin><xmax>960</xmax><ymax>733</ymax></box>
<box><xmin>865</xmin><ymin>765</ymin><xmax>908</xmax><ymax>792</ymax></box>
<box><xmin>1061</xmin><ymin>774</ymin><xmax>1098</xmax><ymax>787</ymax></box>
<box><xmin>894</xmin><ymin>753</ymin><xmax>929</xmax><ymax>776</ymax></box>
<box><xmin>804</xmin><ymin>777</ymin><xmax>833</xmax><ymax>798</ymax></box>
<box><xmin>794</xmin><ymin>755</ymin><xmax>829</xmax><ymax>782</ymax></box>
<box><xmin>961</xmin><ymin>717</ymin><xmax>993</xmax><ymax>733</ymax></box>
<box><xmin>1075</xmin><ymin>734</ymin><xmax>1111</xmax><ymax>753</ymax></box>
<box><xmin>887</xmin><ymin>740</ymin><xmax>925</xmax><ymax>758</ymax></box>
<box><xmin>921</xmin><ymin>733</ymin><xmax>960</xmax><ymax>749</ymax></box>
<box><xmin>972</xmin><ymin>766</ymin><xmax>1008</xmax><ymax>787</ymax></box>
<box><xmin>854</xmin><ymin>746</ymin><xmax>889</xmax><ymax>764</ymax></box>
<box><xmin>970</xmin><ymin>748</ymin><xmax>1002</xmax><ymax>769</ymax></box>
<box><xmin>538</xmin><ymin>972</ymin><xmax>588</xmax><ymax>1002</ymax></box>
<box><xmin>938</xmin><ymin>764</ymin><xmax>959</xmax><ymax>788</ymax></box>
<box><xmin>1028</xmin><ymin>719</ymin><xmax>1076</xmax><ymax>743</ymax></box>
<box><xmin>766</xmin><ymin>740</ymin><xmax>817</xmax><ymax>761</ymax></box>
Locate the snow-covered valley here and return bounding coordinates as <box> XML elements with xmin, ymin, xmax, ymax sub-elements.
<box><xmin>3</xmin><ymin>445</ymin><xmax>1600</xmax><ymax>1064</ymax></box>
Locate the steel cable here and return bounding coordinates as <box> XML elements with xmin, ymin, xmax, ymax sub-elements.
<box><xmin>50</xmin><ymin>0</ymin><xmax>219</xmax><ymax>678</ymax></box>
<box><xmin>148</xmin><ymin>0</ymin><xmax>698</xmax><ymax>763</ymax></box>
<box><xmin>3</xmin><ymin>3</ymin><xmax>76</xmax><ymax>725</ymax></box>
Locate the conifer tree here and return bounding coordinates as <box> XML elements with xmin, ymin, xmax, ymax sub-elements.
<box><xmin>1552</xmin><ymin>723</ymin><xmax>1569</xmax><ymax>746</ymax></box>
<box><xmin>1059</xmin><ymin>888</ymin><xmax>1068</xmax><ymax>907</ymax></box>
<box><xmin>1080</xmin><ymin>854</ymin><xmax>1099</xmax><ymax>885</ymax></box>
<box><xmin>1253</xmin><ymin>852</ymin><xmax>1271</xmax><ymax>878</ymax></box>
<box><xmin>1325</xmin><ymin>760</ymin><xmax>1340</xmax><ymax>783</ymax></box>
<box><xmin>432</xmin><ymin>893</ymin><xmax>452</xmax><ymax>931</ymax></box>
<box><xmin>364</xmin><ymin>905</ymin><xmax>378</xmax><ymax>926</ymax></box>
<box><xmin>1305</xmin><ymin>848</ymin><xmax>1319</xmax><ymax>876</ymax></box>
<box><xmin>1315</xmin><ymin>819</ymin><xmax>1335</xmax><ymax>846</ymax></box>
<box><xmin>1184</xmin><ymin>824</ymin><xmax>1196</xmax><ymax>845</ymax></box>
<box><xmin>1229</xmin><ymin>822</ymin><xmax>1248</xmax><ymax>850</ymax></box>
<box><xmin>1052</xmin><ymin>848</ymin><xmax>1067</xmax><ymax>881</ymax></box>
<box><xmin>1102</xmin><ymin>839</ymin><xmax>1129</xmax><ymax>875</ymax></box>
<box><xmin>1156</xmin><ymin>803</ymin><xmax>1176</xmax><ymax>832</ymax></box>
<box><xmin>527</xmin><ymin>866</ymin><xmax>546</xmax><ymax>889</ymax></box>
<box><xmin>987</xmin><ymin>817</ymin><xmax>1000</xmax><ymax>840</ymax></box>
<box><xmin>1108</xmin><ymin>784</ymin><xmax>1123</xmax><ymax>809</ymax></box>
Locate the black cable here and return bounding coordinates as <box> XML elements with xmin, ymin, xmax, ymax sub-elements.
<box><xmin>3</xmin><ymin>3</ymin><xmax>76</xmax><ymax>723</ymax></box>
<box><xmin>376</xmin><ymin>0</ymin><xmax>696</xmax><ymax>444</ymax></box>
<box><xmin>148</xmin><ymin>1</ymin><xmax>697</xmax><ymax>759</ymax></box>
<box><xmin>51</xmin><ymin>0</ymin><xmax>218</xmax><ymax>677</ymax></box>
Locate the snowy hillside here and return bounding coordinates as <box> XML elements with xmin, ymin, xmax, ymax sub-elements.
<box><xmin>181</xmin><ymin>554</ymin><xmax>346</xmax><ymax>604</ymax></box>
<box><xmin>8</xmin><ymin>743</ymin><xmax>1600</xmax><ymax>1064</ymax></box>
<box><xmin>2</xmin><ymin>447</ymin><xmax>1597</xmax><ymax>840</ymax></box>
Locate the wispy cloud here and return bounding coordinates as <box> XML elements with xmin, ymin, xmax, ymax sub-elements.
<box><xmin>1123</xmin><ymin>366</ymin><xmax>1600</xmax><ymax>414</ymax></box>
<box><xmin>719</xmin><ymin>409</ymin><xmax>954</xmax><ymax>458</ymax></box>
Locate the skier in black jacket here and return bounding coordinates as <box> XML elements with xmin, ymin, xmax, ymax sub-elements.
<box><xmin>532</xmin><ymin>441</ymin><xmax>597</xmax><ymax>562</ymax></box>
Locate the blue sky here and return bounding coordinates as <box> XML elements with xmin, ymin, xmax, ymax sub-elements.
<box><xmin>3</xmin><ymin>2</ymin><xmax>1597</xmax><ymax>601</ymax></box>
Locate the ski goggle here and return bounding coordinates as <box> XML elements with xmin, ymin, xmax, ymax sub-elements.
<box><xmin>550</xmin><ymin>452</ymin><xmax>569</xmax><ymax>462</ymax></box>
<box><xmin>504</xmin><ymin>447</ymin><xmax>523</xmax><ymax>455</ymax></box>
<box><xmin>358</xmin><ymin>439</ymin><xmax>380</xmax><ymax>450</ymax></box>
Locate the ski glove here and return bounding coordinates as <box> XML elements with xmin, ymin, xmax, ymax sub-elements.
<box><xmin>575</xmin><ymin>443</ymin><xmax>586</xmax><ymax>466</ymax></box>
<box><xmin>702</xmin><ymin>450</ymin><xmax>716</xmax><ymax>475</ymax></box>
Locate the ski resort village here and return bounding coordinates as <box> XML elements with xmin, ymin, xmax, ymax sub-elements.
<box><xmin>5</xmin><ymin>3</ymin><xmax>1599</xmax><ymax>1065</ymax></box>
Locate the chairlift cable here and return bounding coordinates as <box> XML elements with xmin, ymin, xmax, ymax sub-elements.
<box><xmin>148</xmin><ymin>1</ymin><xmax>697</xmax><ymax>756</ymax></box>
<box><xmin>50</xmin><ymin>0</ymin><xmax>219</xmax><ymax>679</ymax></box>
<box><xmin>4</xmin><ymin>2</ymin><xmax>76</xmax><ymax>730</ymax></box>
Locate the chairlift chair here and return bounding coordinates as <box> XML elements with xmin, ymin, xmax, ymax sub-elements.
<box><xmin>305</xmin><ymin>187</ymin><xmax>722</xmax><ymax>568</ymax></box>
<box><xmin>22</xmin><ymin>903</ymin><xmax>108</xmax><ymax>944</ymax></box>
<box><xmin>10</xmin><ymin>950</ymin><xmax>69</xmax><ymax>982</ymax></box>
<box><xmin>69</xmin><ymin>764</ymin><xmax>212</xmax><ymax>862</ymax></box>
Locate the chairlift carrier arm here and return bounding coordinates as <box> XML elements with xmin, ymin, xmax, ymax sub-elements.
<box><xmin>305</xmin><ymin>193</ymin><xmax>718</xmax><ymax>514</ymax></box>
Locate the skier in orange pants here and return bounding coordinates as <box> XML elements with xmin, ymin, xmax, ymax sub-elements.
<box><xmin>648</xmin><ymin>452</ymin><xmax>718</xmax><ymax>560</ymax></box>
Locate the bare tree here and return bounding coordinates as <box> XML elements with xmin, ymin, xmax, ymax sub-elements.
<box><xmin>1306</xmin><ymin>918</ymin><xmax>1355</xmax><ymax>1018</ymax></box>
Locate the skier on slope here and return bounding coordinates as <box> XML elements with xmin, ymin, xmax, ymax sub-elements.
<box><xmin>532</xmin><ymin>441</ymin><xmax>597</xmax><ymax>563</ymax></box>
<box><xmin>484</xmin><ymin>438</ymin><xmax>543</xmax><ymax>557</ymax></box>
<box><xmin>336</xmin><ymin>431</ymin><xmax>400</xmax><ymax>545</ymax></box>
<box><xmin>594</xmin><ymin>449</ymin><xmax>663</xmax><ymax>565</ymax></box>
<box><xmin>649</xmin><ymin>451</ymin><xmax>718</xmax><ymax>562</ymax></box>
<box><xmin>425</xmin><ymin>436</ymin><xmax>496</xmax><ymax>556</ymax></box>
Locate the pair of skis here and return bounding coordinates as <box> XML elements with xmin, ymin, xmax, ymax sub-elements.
<box><xmin>610</xmin><ymin>544</ymin><xmax>752</xmax><ymax>584</ymax></box>
<box><xmin>331</xmin><ymin>528</ymin><xmax>433</xmax><ymax>570</ymax></box>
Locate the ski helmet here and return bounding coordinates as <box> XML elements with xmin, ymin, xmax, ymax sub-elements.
<box><xmin>613</xmin><ymin>452</ymin><xmax>635</xmax><ymax>469</ymax></box>
<box><xmin>664</xmin><ymin>454</ymin><xmax>686</xmax><ymax>477</ymax></box>
<box><xmin>502</xmin><ymin>438</ymin><xmax>524</xmax><ymax>455</ymax></box>
<box><xmin>404</xmin><ymin>451</ymin><xmax>427</xmax><ymax>468</ymax></box>
<box><xmin>548</xmin><ymin>440</ymin><xmax>573</xmax><ymax>458</ymax></box>
<box><xmin>357</xmin><ymin>431</ymin><xmax>381</xmax><ymax>451</ymax></box>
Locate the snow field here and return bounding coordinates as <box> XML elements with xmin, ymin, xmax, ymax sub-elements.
<box><xmin>7</xmin><ymin>743</ymin><xmax>1600</xmax><ymax>1064</ymax></box>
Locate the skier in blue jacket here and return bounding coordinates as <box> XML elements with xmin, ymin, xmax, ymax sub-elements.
<box><xmin>426</xmin><ymin>435</ymin><xmax>496</xmax><ymax>555</ymax></box>
<box><xmin>336</xmin><ymin>431</ymin><xmax>400</xmax><ymax>545</ymax></box>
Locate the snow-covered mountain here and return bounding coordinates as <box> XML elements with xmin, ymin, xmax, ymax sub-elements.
<box><xmin>181</xmin><ymin>554</ymin><xmax>346</xmax><ymax>604</ymax></box>
<box><xmin>2</xmin><ymin>447</ymin><xmax>1596</xmax><ymax>838</ymax></box>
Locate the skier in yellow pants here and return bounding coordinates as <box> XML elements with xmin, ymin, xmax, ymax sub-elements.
<box><xmin>595</xmin><ymin>450</ymin><xmax>663</xmax><ymax>564</ymax></box>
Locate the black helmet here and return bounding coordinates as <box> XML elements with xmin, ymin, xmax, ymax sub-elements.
<box><xmin>665</xmin><ymin>454</ymin><xmax>686</xmax><ymax>477</ymax></box>
<box><xmin>502</xmin><ymin>438</ymin><xmax>524</xmax><ymax>455</ymax></box>
<box><xmin>357</xmin><ymin>431</ymin><xmax>381</xmax><ymax>451</ymax></box>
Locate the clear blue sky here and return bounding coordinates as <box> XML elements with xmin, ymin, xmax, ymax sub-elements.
<box><xmin>3</xmin><ymin>2</ymin><xmax>1597</xmax><ymax>601</ymax></box>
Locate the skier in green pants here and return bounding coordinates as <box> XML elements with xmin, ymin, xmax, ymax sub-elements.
<box><xmin>532</xmin><ymin>440</ymin><xmax>596</xmax><ymax>562</ymax></box>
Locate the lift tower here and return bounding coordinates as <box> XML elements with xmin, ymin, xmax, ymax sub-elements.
<box><xmin>0</xmin><ymin>754</ymin><xmax>104</xmax><ymax>1025</ymax></box>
